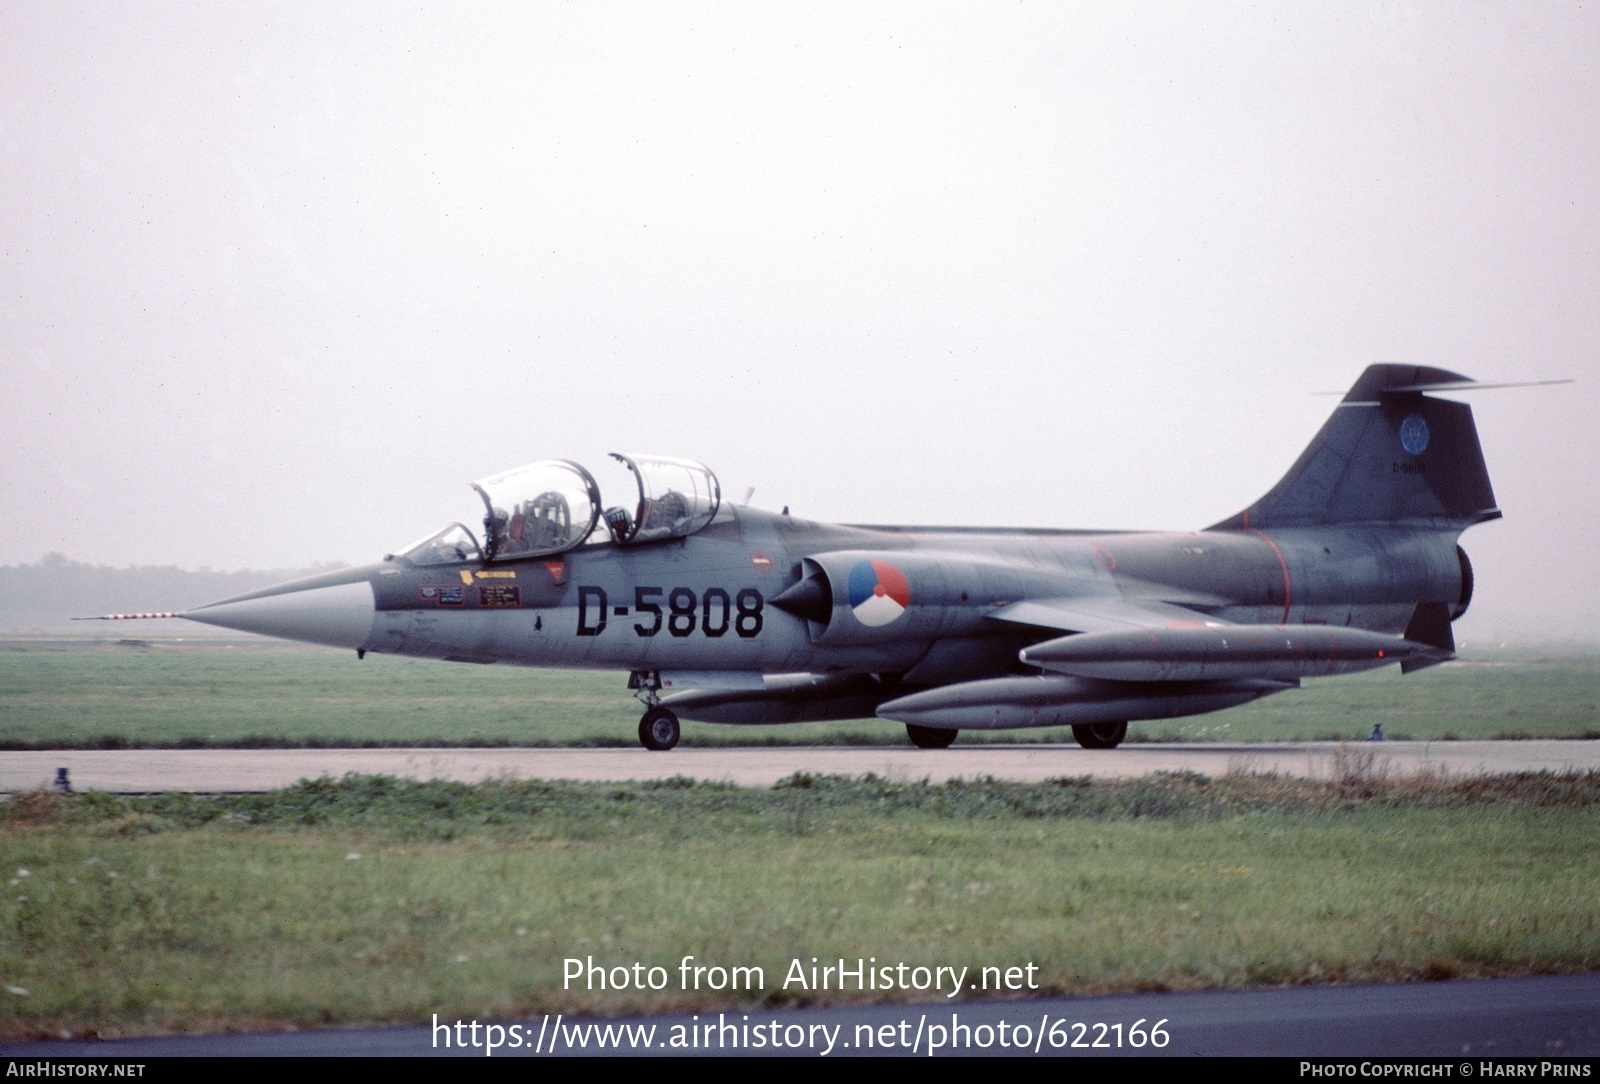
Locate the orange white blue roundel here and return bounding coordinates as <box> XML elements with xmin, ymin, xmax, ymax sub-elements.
<box><xmin>848</xmin><ymin>560</ymin><xmax>911</xmax><ymax>627</ymax></box>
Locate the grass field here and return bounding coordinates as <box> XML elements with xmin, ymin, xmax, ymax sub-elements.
<box><xmin>2</xmin><ymin>770</ymin><xmax>1597</xmax><ymax>1038</ymax></box>
<box><xmin>1</xmin><ymin>639</ymin><xmax>1597</xmax><ymax>749</ymax></box>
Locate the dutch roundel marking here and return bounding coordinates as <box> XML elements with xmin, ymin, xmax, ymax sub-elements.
<box><xmin>1398</xmin><ymin>413</ymin><xmax>1430</xmax><ymax>456</ymax></box>
<box><xmin>847</xmin><ymin>560</ymin><xmax>911</xmax><ymax>627</ymax></box>
<box><xmin>748</xmin><ymin>548</ymin><xmax>774</xmax><ymax>574</ymax></box>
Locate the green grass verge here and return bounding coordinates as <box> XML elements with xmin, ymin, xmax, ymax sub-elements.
<box><xmin>2</xmin><ymin>641</ymin><xmax>1597</xmax><ymax>749</ymax></box>
<box><xmin>3</xmin><ymin>770</ymin><xmax>1598</xmax><ymax>1038</ymax></box>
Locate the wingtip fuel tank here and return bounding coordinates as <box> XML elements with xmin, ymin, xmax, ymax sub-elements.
<box><xmin>1018</xmin><ymin>624</ymin><xmax>1442</xmax><ymax>683</ymax></box>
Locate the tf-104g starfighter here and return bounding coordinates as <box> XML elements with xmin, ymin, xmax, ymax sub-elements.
<box><xmin>179</xmin><ymin>365</ymin><xmax>1499</xmax><ymax>750</ymax></box>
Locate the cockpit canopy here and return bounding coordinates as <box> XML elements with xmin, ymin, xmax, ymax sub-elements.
<box><xmin>399</xmin><ymin>454</ymin><xmax>722</xmax><ymax>566</ymax></box>
<box><xmin>402</xmin><ymin>522</ymin><xmax>483</xmax><ymax>567</ymax></box>
<box><xmin>605</xmin><ymin>453</ymin><xmax>721</xmax><ymax>545</ymax></box>
<box><xmin>472</xmin><ymin>459</ymin><xmax>602</xmax><ymax>561</ymax></box>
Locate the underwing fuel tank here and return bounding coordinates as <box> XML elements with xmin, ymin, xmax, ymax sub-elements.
<box><xmin>875</xmin><ymin>675</ymin><xmax>1289</xmax><ymax>731</ymax></box>
<box><xmin>661</xmin><ymin>673</ymin><xmax>894</xmax><ymax>725</ymax></box>
<box><xmin>1019</xmin><ymin>625</ymin><xmax>1436</xmax><ymax>683</ymax></box>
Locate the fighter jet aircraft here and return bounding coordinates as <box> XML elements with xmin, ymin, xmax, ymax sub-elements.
<box><xmin>178</xmin><ymin>364</ymin><xmax>1500</xmax><ymax>750</ymax></box>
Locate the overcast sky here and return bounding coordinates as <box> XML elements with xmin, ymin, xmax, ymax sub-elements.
<box><xmin>3</xmin><ymin>3</ymin><xmax>1595</xmax><ymax>642</ymax></box>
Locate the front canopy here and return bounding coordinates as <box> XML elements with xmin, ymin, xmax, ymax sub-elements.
<box><xmin>470</xmin><ymin>459</ymin><xmax>602</xmax><ymax>561</ymax></box>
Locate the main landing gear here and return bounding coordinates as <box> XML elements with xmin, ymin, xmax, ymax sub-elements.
<box><xmin>905</xmin><ymin>724</ymin><xmax>958</xmax><ymax>749</ymax></box>
<box><xmin>1072</xmin><ymin>721</ymin><xmax>1127</xmax><ymax>749</ymax></box>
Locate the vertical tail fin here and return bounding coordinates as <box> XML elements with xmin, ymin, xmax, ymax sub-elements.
<box><xmin>1208</xmin><ymin>364</ymin><xmax>1501</xmax><ymax>531</ymax></box>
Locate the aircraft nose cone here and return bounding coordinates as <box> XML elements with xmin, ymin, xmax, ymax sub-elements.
<box><xmin>183</xmin><ymin>580</ymin><xmax>377</xmax><ymax>650</ymax></box>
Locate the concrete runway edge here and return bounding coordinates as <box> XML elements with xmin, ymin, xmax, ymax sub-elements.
<box><xmin>4</xmin><ymin>740</ymin><xmax>1598</xmax><ymax>793</ymax></box>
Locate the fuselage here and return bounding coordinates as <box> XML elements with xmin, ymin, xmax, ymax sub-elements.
<box><xmin>173</xmin><ymin>365</ymin><xmax>1504</xmax><ymax>749</ymax></box>
<box><xmin>185</xmin><ymin>505</ymin><xmax>1467</xmax><ymax>686</ymax></box>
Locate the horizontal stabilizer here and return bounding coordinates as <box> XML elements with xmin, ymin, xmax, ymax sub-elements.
<box><xmin>1321</xmin><ymin>377</ymin><xmax>1572</xmax><ymax>395</ymax></box>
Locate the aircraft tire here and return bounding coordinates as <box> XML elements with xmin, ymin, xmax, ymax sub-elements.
<box><xmin>905</xmin><ymin>724</ymin><xmax>958</xmax><ymax>749</ymax></box>
<box><xmin>1072</xmin><ymin>721</ymin><xmax>1127</xmax><ymax>749</ymax></box>
<box><xmin>639</xmin><ymin>708</ymin><xmax>681</xmax><ymax>751</ymax></box>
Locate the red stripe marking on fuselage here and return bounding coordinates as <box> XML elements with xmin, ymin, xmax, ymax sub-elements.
<box><xmin>1248</xmin><ymin>528</ymin><xmax>1292</xmax><ymax>623</ymax></box>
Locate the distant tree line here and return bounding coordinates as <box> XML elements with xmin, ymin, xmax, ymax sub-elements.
<box><xmin>0</xmin><ymin>553</ymin><xmax>345</xmax><ymax>630</ymax></box>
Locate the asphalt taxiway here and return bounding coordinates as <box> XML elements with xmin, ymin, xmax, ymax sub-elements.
<box><xmin>3</xmin><ymin>740</ymin><xmax>1597</xmax><ymax>793</ymax></box>
<box><xmin>4</xmin><ymin>973</ymin><xmax>1597</xmax><ymax>1056</ymax></box>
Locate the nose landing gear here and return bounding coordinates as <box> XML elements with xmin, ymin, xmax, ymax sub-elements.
<box><xmin>639</xmin><ymin>706</ymin><xmax>681</xmax><ymax>751</ymax></box>
<box><xmin>629</xmin><ymin>670</ymin><xmax>680</xmax><ymax>750</ymax></box>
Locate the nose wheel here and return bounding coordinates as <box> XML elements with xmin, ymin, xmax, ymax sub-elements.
<box><xmin>639</xmin><ymin>707</ymin><xmax>681</xmax><ymax>751</ymax></box>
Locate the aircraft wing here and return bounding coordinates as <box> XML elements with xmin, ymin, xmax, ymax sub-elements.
<box><xmin>984</xmin><ymin>596</ymin><xmax>1227</xmax><ymax>633</ymax></box>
